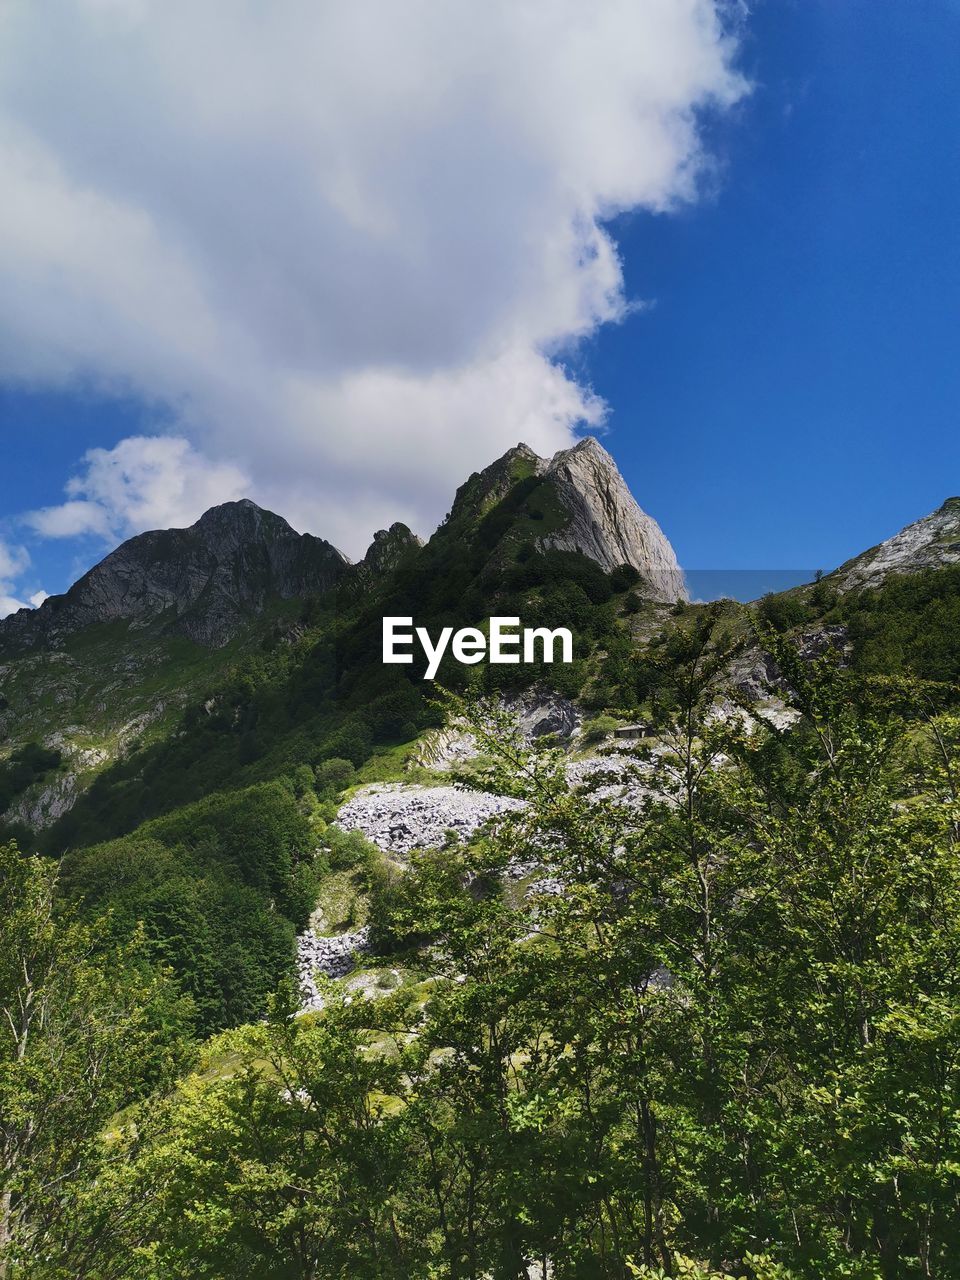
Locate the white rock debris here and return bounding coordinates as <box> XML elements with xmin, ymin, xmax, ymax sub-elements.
<box><xmin>297</xmin><ymin>926</ymin><xmax>371</xmax><ymax>1011</ymax></box>
<box><xmin>565</xmin><ymin>751</ymin><xmax>657</xmax><ymax>809</ymax></box>
<box><xmin>335</xmin><ymin>783</ymin><xmax>526</xmax><ymax>857</ymax></box>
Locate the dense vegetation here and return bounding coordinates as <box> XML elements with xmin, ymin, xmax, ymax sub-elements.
<box><xmin>58</xmin><ymin>782</ymin><xmax>318</xmax><ymax>1035</ymax></box>
<box><xmin>757</xmin><ymin>564</ymin><xmax>960</xmax><ymax>692</ymax></box>
<box><xmin>4</xmin><ymin>459</ymin><xmax>960</xmax><ymax>1275</ymax></box>
<box><xmin>3</xmin><ymin>613</ymin><xmax>959</xmax><ymax>1277</ymax></box>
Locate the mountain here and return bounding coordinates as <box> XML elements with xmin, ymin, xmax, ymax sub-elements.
<box><xmin>4</xmin><ymin>437</ymin><xmax>958</xmax><ymax>849</ymax></box>
<box><xmin>0</xmin><ymin>437</ymin><xmax>681</xmax><ymax>661</ymax></box>
<box><xmin>2</xmin><ymin>438</ymin><xmax>958</xmax><ymax>1043</ymax></box>
<box><xmin>442</xmin><ymin>437</ymin><xmax>685</xmax><ymax>601</ymax></box>
<box><xmin>0</xmin><ymin>438</ymin><xmax>684</xmax><ymax>834</ymax></box>
<box><xmin>831</xmin><ymin>496</ymin><xmax>960</xmax><ymax>591</ymax></box>
<box><xmin>0</xmin><ymin>498</ymin><xmax>349</xmax><ymax>652</ymax></box>
<box><xmin>538</xmin><ymin>438</ymin><xmax>685</xmax><ymax>595</ymax></box>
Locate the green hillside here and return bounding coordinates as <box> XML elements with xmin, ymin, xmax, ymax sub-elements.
<box><xmin>3</xmin><ymin>469</ymin><xmax>960</xmax><ymax>1277</ymax></box>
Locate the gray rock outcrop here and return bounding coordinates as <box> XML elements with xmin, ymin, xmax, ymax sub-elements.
<box><xmin>359</xmin><ymin>522</ymin><xmax>424</xmax><ymax>577</ymax></box>
<box><xmin>507</xmin><ymin>687</ymin><xmax>580</xmax><ymax>740</ymax></box>
<box><xmin>539</xmin><ymin>438</ymin><xmax>687</xmax><ymax>601</ymax></box>
<box><xmin>439</xmin><ymin>438</ymin><xmax>685</xmax><ymax>602</ymax></box>
<box><xmin>0</xmin><ymin>499</ymin><xmax>349</xmax><ymax>651</ymax></box>
<box><xmin>297</xmin><ymin>927</ymin><xmax>371</xmax><ymax>1010</ymax></box>
<box><xmin>832</xmin><ymin>497</ymin><xmax>960</xmax><ymax>591</ymax></box>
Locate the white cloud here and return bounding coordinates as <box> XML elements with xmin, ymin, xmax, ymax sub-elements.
<box><xmin>0</xmin><ymin>0</ymin><xmax>746</xmax><ymax>554</ymax></box>
<box><xmin>0</xmin><ymin>537</ymin><xmax>35</xmax><ymax>618</ymax></box>
<box><xmin>0</xmin><ymin>539</ymin><xmax>28</xmax><ymax>582</ymax></box>
<box><xmin>25</xmin><ymin>436</ymin><xmax>250</xmax><ymax>541</ymax></box>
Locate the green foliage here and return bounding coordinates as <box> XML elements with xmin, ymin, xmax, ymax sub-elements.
<box><xmin>756</xmin><ymin>590</ymin><xmax>810</xmax><ymax>632</ymax></box>
<box><xmin>840</xmin><ymin>564</ymin><xmax>960</xmax><ymax>686</ymax></box>
<box><xmin>581</xmin><ymin>713</ymin><xmax>620</xmax><ymax>743</ymax></box>
<box><xmin>11</xmin><ymin>464</ymin><xmax>960</xmax><ymax>1274</ymax></box>
<box><xmin>325</xmin><ymin>823</ymin><xmax>379</xmax><ymax>874</ymax></box>
<box><xmin>314</xmin><ymin>755</ymin><xmax>356</xmax><ymax>795</ymax></box>
<box><xmin>8</xmin><ymin>633</ymin><xmax>960</xmax><ymax>1275</ymax></box>
<box><xmin>58</xmin><ymin>782</ymin><xmax>318</xmax><ymax>1035</ymax></box>
<box><xmin>0</xmin><ymin>841</ymin><xmax>193</xmax><ymax>1278</ymax></box>
<box><xmin>110</xmin><ymin>987</ymin><xmax>424</xmax><ymax>1279</ymax></box>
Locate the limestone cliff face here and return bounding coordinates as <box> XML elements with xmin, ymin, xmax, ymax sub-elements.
<box><xmin>539</xmin><ymin>438</ymin><xmax>686</xmax><ymax>601</ymax></box>
<box><xmin>0</xmin><ymin>499</ymin><xmax>349</xmax><ymax>651</ymax></box>
<box><xmin>440</xmin><ymin>437</ymin><xmax>685</xmax><ymax>601</ymax></box>
<box><xmin>832</xmin><ymin>497</ymin><xmax>960</xmax><ymax>591</ymax></box>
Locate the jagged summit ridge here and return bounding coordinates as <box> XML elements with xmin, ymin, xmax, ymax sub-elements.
<box><xmin>0</xmin><ymin>499</ymin><xmax>349</xmax><ymax>650</ymax></box>
<box><xmin>833</xmin><ymin>496</ymin><xmax>960</xmax><ymax>590</ymax></box>
<box><xmin>1</xmin><ymin>439</ymin><xmax>686</xmax><ymax>654</ymax></box>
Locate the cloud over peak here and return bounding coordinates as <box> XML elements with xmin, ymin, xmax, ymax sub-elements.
<box><xmin>0</xmin><ymin>0</ymin><xmax>746</xmax><ymax>555</ymax></box>
<box><xmin>25</xmin><ymin>437</ymin><xmax>250</xmax><ymax>542</ymax></box>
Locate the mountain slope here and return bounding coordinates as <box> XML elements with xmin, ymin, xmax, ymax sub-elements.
<box><xmin>831</xmin><ymin>496</ymin><xmax>960</xmax><ymax>591</ymax></box>
<box><xmin>0</xmin><ymin>501</ymin><xmax>359</xmax><ymax>831</ymax></box>
<box><xmin>12</xmin><ymin>444</ymin><xmax>958</xmax><ymax>851</ymax></box>
<box><xmin>4</xmin><ymin>449</ymin><xmax>959</xmax><ymax>1050</ymax></box>
<box><xmin>0</xmin><ymin>438</ymin><xmax>689</xmax><ymax>844</ymax></box>
<box><xmin>0</xmin><ymin>498</ymin><xmax>349</xmax><ymax>652</ymax></box>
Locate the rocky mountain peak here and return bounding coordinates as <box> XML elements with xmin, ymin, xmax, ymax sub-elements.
<box><xmin>361</xmin><ymin>523</ymin><xmax>424</xmax><ymax>576</ymax></box>
<box><xmin>833</xmin><ymin>497</ymin><xmax>960</xmax><ymax>590</ymax></box>
<box><xmin>540</xmin><ymin>437</ymin><xmax>686</xmax><ymax>601</ymax></box>
<box><xmin>444</xmin><ymin>442</ymin><xmax>543</xmax><ymax>525</ymax></box>
<box><xmin>440</xmin><ymin>437</ymin><xmax>684</xmax><ymax>601</ymax></box>
<box><xmin>0</xmin><ymin>500</ymin><xmax>349</xmax><ymax>652</ymax></box>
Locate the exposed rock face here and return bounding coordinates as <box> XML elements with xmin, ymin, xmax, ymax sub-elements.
<box><xmin>0</xmin><ymin>499</ymin><xmax>349</xmax><ymax>651</ymax></box>
<box><xmin>440</xmin><ymin>438</ymin><xmax>684</xmax><ymax>601</ymax></box>
<box><xmin>360</xmin><ymin>523</ymin><xmax>424</xmax><ymax>576</ymax></box>
<box><xmin>540</xmin><ymin>438</ymin><xmax>686</xmax><ymax>601</ymax></box>
<box><xmin>410</xmin><ymin>689</ymin><xmax>579</xmax><ymax>770</ymax></box>
<box><xmin>506</xmin><ymin>687</ymin><xmax>580</xmax><ymax>740</ymax></box>
<box><xmin>409</xmin><ymin>726</ymin><xmax>479</xmax><ymax>771</ymax></box>
<box><xmin>832</xmin><ymin>497</ymin><xmax>960</xmax><ymax>591</ymax></box>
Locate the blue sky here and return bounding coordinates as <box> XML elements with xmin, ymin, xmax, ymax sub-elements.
<box><xmin>0</xmin><ymin>0</ymin><xmax>957</xmax><ymax>608</ymax></box>
<box><xmin>591</xmin><ymin>0</ymin><xmax>960</xmax><ymax>592</ymax></box>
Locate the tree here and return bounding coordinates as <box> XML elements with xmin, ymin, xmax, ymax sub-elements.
<box><xmin>0</xmin><ymin>843</ymin><xmax>191</xmax><ymax>1279</ymax></box>
<box><xmin>119</xmin><ymin>984</ymin><xmax>422</xmax><ymax>1279</ymax></box>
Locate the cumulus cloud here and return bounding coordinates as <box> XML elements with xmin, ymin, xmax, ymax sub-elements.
<box><xmin>0</xmin><ymin>0</ymin><xmax>746</xmax><ymax>553</ymax></box>
<box><xmin>25</xmin><ymin>436</ymin><xmax>251</xmax><ymax>541</ymax></box>
<box><xmin>0</xmin><ymin>537</ymin><xmax>34</xmax><ymax>618</ymax></box>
